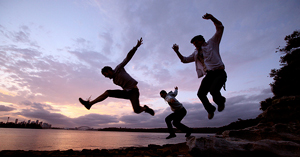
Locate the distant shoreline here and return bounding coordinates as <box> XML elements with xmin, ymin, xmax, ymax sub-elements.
<box><xmin>97</xmin><ymin>127</ymin><xmax>218</xmax><ymax>134</ymax></box>
<box><xmin>1</xmin><ymin>116</ymin><xmax>260</xmax><ymax>137</ymax></box>
<box><xmin>1</xmin><ymin>117</ymin><xmax>259</xmax><ymax>135</ymax></box>
<box><xmin>0</xmin><ymin>126</ymin><xmax>218</xmax><ymax>134</ymax></box>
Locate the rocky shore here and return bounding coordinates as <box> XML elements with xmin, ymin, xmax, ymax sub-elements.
<box><xmin>0</xmin><ymin>143</ymin><xmax>191</xmax><ymax>157</ymax></box>
<box><xmin>186</xmin><ymin>96</ymin><xmax>300</xmax><ymax>157</ymax></box>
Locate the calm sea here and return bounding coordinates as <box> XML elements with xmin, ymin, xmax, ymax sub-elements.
<box><xmin>0</xmin><ymin>128</ymin><xmax>213</xmax><ymax>151</ymax></box>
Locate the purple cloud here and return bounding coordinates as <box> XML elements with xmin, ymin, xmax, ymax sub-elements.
<box><xmin>0</xmin><ymin>105</ymin><xmax>15</xmax><ymax>112</ymax></box>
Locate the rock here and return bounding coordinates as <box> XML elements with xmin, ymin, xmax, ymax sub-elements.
<box><xmin>258</xmin><ymin>96</ymin><xmax>300</xmax><ymax>124</ymax></box>
<box><xmin>186</xmin><ymin>136</ymin><xmax>196</xmax><ymax>151</ymax></box>
<box><xmin>186</xmin><ymin>95</ymin><xmax>300</xmax><ymax>157</ymax></box>
<box><xmin>186</xmin><ymin>135</ymin><xmax>300</xmax><ymax>157</ymax></box>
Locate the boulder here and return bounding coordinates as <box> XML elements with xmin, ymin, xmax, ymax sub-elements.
<box><xmin>186</xmin><ymin>96</ymin><xmax>300</xmax><ymax>157</ymax></box>
<box><xmin>186</xmin><ymin>136</ymin><xmax>300</xmax><ymax>157</ymax></box>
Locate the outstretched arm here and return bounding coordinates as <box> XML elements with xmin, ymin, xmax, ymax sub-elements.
<box><xmin>202</xmin><ymin>13</ymin><xmax>222</xmax><ymax>25</ymax></box>
<box><xmin>168</xmin><ymin>87</ymin><xmax>178</xmax><ymax>103</ymax></box>
<box><xmin>173</xmin><ymin>86</ymin><xmax>178</xmax><ymax>96</ymax></box>
<box><xmin>118</xmin><ymin>38</ymin><xmax>143</xmax><ymax>68</ymax></box>
<box><xmin>172</xmin><ymin>44</ymin><xmax>195</xmax><ymax>63</ymax></box>
<box><xmin>169</xmin><ymin>86</ymin><xmax>178</xmax><ymax>97</ymax></box>
<box><xmin>172</xmin><ymin>44</ymin><xmax>184</xmax><ymax>61</ymax></box>
<box><xmin>203</xmin><ymin>13</ymin><xmax>224</xmax><ymax>44</ymax></box>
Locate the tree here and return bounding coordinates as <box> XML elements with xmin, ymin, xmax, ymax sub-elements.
<box><xmin>260</xmin><ymin>30</ymin><xmax>300</xmax><ymax>111</ymax></box>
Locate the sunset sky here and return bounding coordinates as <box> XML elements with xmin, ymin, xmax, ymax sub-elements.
<box><xmin>1</xmin><ymin>0</ymin><xmax>300</xmax><ymax>129</ymax></box>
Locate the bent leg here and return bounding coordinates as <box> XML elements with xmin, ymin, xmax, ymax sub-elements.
<box><xmin>165</xmin><ymin>113</ymin><xmax>176</xmax><ymax>135</ymax></box>
<box><xmin>90</xmin><ymin>89</ymin><xmax>128</xmax><ymax>106</ymax></box>
<box><xmin>128</xmin><ymin>88</ymin><xmax>142</xmax><ymax>114</ymax></box>
<box><xmin>129</xmin><ymin>88</ymin><xmax>155</xmax><ymax>115</ymax></box>
<box><xmin>172</xmin><ymin>108</ymin><xmax>190</xmax><ymax>133</ymax></box>
<box><xmin>198</xmin><ymin>74</ymin><xmax>216</xmax><ymax>113</ymax></box>
<box><xmin>79</xmin><ymin>90</ymin><xmax>111</xmax><ymax>110</ymax></box>
<box><xmin>89</xmin><ymin>90</ymin><xmax>109</xmax><ymax>105</ymax></box>
<box><xmin>210</xmin><ymin>70</ymin><xmax>227</xmax><ymax>111</ymax></box>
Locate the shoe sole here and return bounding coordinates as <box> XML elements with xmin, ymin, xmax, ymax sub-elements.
<box><xmin>79</xmin><ymin>98</ymin><xmax>91</xmax><ymax>110</ymax></box>
<box><xmin>218</xmin><ymin>105</ymin><xmax>225</xmax><ymax>112</ymax></box>
<box><xmin>208</xmin><ymin>112</ymin><xmax>214</xmax><ymax>120</ymax></box>
<box><xmin>166</xmin><ymin>135</ymin><xmax>176</xmax><ymax>139</ymax></box>
<box><xmin>144</xmin><ymin>105</ymin><xmax>155</xmax><ymax>116</ymax></box>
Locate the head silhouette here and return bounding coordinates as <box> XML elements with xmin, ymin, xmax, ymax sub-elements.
<box><xmin>160</xmin><ymin>90</ymin><xmax>167</xmax><ymax>98</ymax></box>
<box><xmin>101</xmin><ymin>66</ymin><xmax>114</xmax><ymax>79</ymax></box>
<box><xmin>191</xmin><ymin>35</ymin><xmax>205</xmax><ymax>49</ymax></box>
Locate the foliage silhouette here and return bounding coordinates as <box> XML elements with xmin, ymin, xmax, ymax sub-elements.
<box><xmin>260</xmin><ymin>30</ymin><xmax>300</xmax><ymax>111</ymax></box>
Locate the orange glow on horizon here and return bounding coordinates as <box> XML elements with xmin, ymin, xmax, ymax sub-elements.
<box><xmin>57</xmin><ymin>101</ymin><xmax>134</xmax><ymax>118</ymax></box>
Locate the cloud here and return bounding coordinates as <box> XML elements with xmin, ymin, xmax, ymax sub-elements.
<box><xmin>21</xmin><ymin>100</ymin><xmax>60</xmax><ymax>112</ymax></box>
<box><xmin>98</xmin><ymin>32</ymin><xmax>114</xmax><ymax>55</ymax></box>
<box><xmin>4</xmin><ymin>86</ymin><xmax>272</xmax><ymax>129</ymax></box>
<box><xmin>68</xmin><ymin>49</ymin><xmax>110</xmax><ymax>68</ymax></box>
<box><xmin>73</xmin><ymin>114</ymin><xmax>119</xmax><ymax>127</ymax></box>
<box><xmin>0</xmin><ymin>26</ymin><xmax>116</xmax><ymax>105</ymax></box>
<box><xmin>20</xmin><ymin>108</ymin><xmax>73</xmax><ymax>126</ymax></box>
<box><xmin>1</xmin><ymin>0</ymin><xmax>299</xmax><ymax>129</ymax></box>
<box><xmin>0</xmin><ymin>25</ymin><xmax>39</xmax><ymax>48</ymax></box>
<box><xmin>119</xmin><ymin>114</ymin><xmax>150</xmax><ymax>124</ymax></box>
<box><xmin>14</xmin><ymin>100</ymin><xmax>119</xmax><ymax>128</ymax></box>
<box><xmin>137</xmin><ymin>88</ymin><xmax>272</xmax><ymax>128</ymax></box>
<box><xmin>0</xmin><ymin>105</ymin><xmax>15</xmax><ymax>112</ymax></box>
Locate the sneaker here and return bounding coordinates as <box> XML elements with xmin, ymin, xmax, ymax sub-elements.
<box><xmin>185</xmin><ymin>129</ymin><xmax>193</xmax><ymax>137</ymax></box>
<box><xmin>144</xmin><ymin>105</ymin><xmax>155</xmax><ymax>116</ymax></box>
<box><xmin>218</xmin><ymin>104</ymin><xmax>225</xmax><ymax>112</ymax></box>
<box><xmin>208</xmin><ymin>112</ymin><xmax>214</xmax><ymax>120</ymax></box>
<box><xmin>217</xmin><ymin>97</ymin><xmax>226</xmax><ymax>112</ymax></box>
<box><xmin>208</xmin><ymin>106</ymin><xmax>216</xmax><ymax>120</ymax></box>
<box><xmin>166</xmin><ymin>134</ymin><xmax>176</xmax><ymax>139</ymax></box>
<box><xmin>79</xmin><ymin>97</ymin><xmax>91</xmax><ymax>110</ymax></box>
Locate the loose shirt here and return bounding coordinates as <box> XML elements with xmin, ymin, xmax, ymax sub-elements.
<box><xmin>164</xmin><ymin>89</ymin><xmax>184</xmax><ymax>112</ymax></box>
<box><xmin>181</xmin><ymin>23</ymin><xmax>225</xmax><ymax>78</ymax></box>
<box><xmin>113</xmin><ymin>47</ymin><xmax>138</xmax><ymax>91</ymax></box>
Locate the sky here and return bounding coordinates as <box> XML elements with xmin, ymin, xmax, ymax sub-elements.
<box><xmin>0</xmin><ymin>0</ymin><xmax>299</xmax><ymax>129</ymax></box>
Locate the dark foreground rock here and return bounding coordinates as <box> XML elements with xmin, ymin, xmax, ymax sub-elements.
<box><xmin>186</xmin><ymin>134</ymin><xmax>300</xmax><ymax>157</ymax></box>
<box><xmin>187</xmin><ymin>96</ymin><xmax>300</xmax><ymax>157</ymax></box>
<box><xmin>0</xmin><ymin>143</ymin><xmax>192</xmax><ymax>157</ymax></box>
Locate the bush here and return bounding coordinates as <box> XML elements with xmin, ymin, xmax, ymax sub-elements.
<box><xmin>260</xmin><ymin>30</ymin><xmax>300</xmax><ymax>111</ymax></box>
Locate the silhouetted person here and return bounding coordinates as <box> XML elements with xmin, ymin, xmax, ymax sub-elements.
<box><xmin>172</xmin><ymin>13</ymin><xmax>227</xmax><ymax>120</ymax></box>
<box><xmin>160</xmin><ymin>87</ymin><xmax>192</xmax><ymax>139</ymax></box>
<box><xmin>79</xmin><ymin>38</ymin><xmax>155</xmax><ymax>116</ymax></box>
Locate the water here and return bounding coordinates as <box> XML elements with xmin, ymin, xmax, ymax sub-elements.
<box><xmin>0</xmin><ymin>128</ymin><xmax>213</xmax><ymax>151</ymax></box>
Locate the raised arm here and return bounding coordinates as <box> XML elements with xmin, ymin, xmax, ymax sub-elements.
<box><xmin>117</xmin><ymin>38</ymin><xmax>143</xmax><ymax>69</ymax></box>
<box><xmin>172</xmin><ymin>44</ymin><xmax>184</xmax><ymax>61</ymax></box>
<box><xmin>174</xmin><ymin>86</ymin><xmax>178</xmax><ymax>96</ymax></box>
<box><xmin>172</xmin><ymin>44</ymin><xmax>195</xmax><ymax>63</ymax></box>
<box><xmin>202</xmin><ymin>13</ymin><xmax>222</xmax><ymax>25</ymax></box>
<box><xmin>169</xmin><ymin>86</ymin><xmax>178</xmax><ymax>97</ymax></box>
<box><xmin>168</xmin><ymin>87</ymin><xmax>178</xmax><ymax>103</ymax></box>
<box><xmin>202</xmin><ymin>13</ymin><xmax>224</xmax><ymax>44</ymax></box>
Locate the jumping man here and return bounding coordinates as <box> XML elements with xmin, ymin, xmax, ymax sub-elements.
<box><xmin>172</xmin><ymin>13</ymin><xmax>227</xmax><ymax>120</ymax></box>
<box><xmin>79</xmin><ymin>38</ymin><xmax>155</xmax><ymax>116</ymax></box>
<box><xmin>160</xmin><ymin>86</ymin><xmax>192</xmax><ymax>139</ymax></box>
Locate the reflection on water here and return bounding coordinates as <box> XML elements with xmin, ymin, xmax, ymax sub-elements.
<box><xmin>0</xmin><ymin>128</ymin><xmax>213</xmax><ymax>151</ymax></box>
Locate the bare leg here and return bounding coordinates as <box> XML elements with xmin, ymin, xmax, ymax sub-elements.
<box><xmin>80</xmin><ymin>89</ymin><xmax>154</xmax><ymax>115</ymax></box>
<box><xmin>79</xmin><ymin>90</ymin><xmax>109</xmax><ymax>110</ymax></box>
<box><xmin>90</xmin><ymin>91</ymin><xmax>109</xmax><ymax>105</ymax></box>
